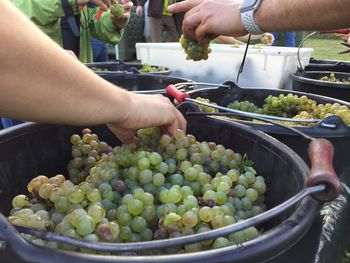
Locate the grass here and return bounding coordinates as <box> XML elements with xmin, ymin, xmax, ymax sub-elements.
<box><xmin>303</xmin><ymin>38</ymin><xmax>350</xmax><ymax>61</ymax></box>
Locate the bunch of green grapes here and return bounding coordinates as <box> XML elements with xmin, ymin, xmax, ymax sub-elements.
<box><xmin>194</xmin><ymin>97</ymin><xmax>219</xmax><ymax>113</ymax></box>
<box><xmin>139</xmin><ymin>64</ymin><xmax>167</xmax><ymax>73</ymax></box>
<box><xmin>262</xmin><ymin>94</ymin><xmax>317</xmax><ymax>117</ymax></box>
<box><xmin>8</xmin><ymin>128</ymin><xmax>267</xmax><ymax>254</ymax></box>
<box><xmin>67</xmin><ymin>128</ymin><xmax>110</xmax><ymax>184</ymax></box>
<box><xmin>227</xmin><ymin>100</ymin><xmax>263</xmax><ymax>114</ymax></box>
<box><xmin>179</xmin><ymin>35</ymin><xmax>211</xmax><ymax>61</ymax></box>
<box><xmin>320</xmin><ymin>72</ymin><xmax>350</xmax><ymax>84</ymax></box>
<box><xmin>110</xmin><ymin>2</ymin><xmax>124</xmax><ymax>19</ymax></box>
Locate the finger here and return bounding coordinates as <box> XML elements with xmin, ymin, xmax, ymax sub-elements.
<box><xmin>195</xmin><ymin>22</ymin><xmax>216</xmax><ymax>43</ymax></box>
<box><xmin>168</xmin><ymin>0</ymin><xmax>202</xmax><ymax>13</ymax></box>
<box><xmin>182</xmin><ymin>10</ymin><xmax>201</xmax><ymax>39</ymax></box>
<box><xmin>93</xmin><ymin>0</ymin><xmax>108</xmax><ymax>10</ymax></box>
<box><xmin>176</xmin><ymin>109</ymin><xmax>187</xmax><ymax>132</ymax></box>
<box><xmin>122</xmin><ymin>2</ymin><xmax>133</xmax><ymax>11</ymax></box>
<box><xmin>102</xmin><ymin>0</ymin><xmax>111</xmax><ymax>7</ymax></box>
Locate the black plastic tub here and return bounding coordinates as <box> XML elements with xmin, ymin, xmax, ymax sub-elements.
<box><xmin>99</xmin><ymin>73</ymin><xmax>190</xmax><ymax>93</ymax></box>
<box><xmin>305</xmin><ymin>58</ymin><xmax>350</xmax><ymax>73</ymax></box>
<box><xmin>0</xmin><ymin>115</ymin><xmax>319</xmax><ymax>263</ymax></box>
<box><xmin>85</xmin><ymin>60</ymin><xmax>171</xmax><ymax>75</ymax></box>
<box><xmin>181</xmin><ymin>81</ymin><xmax>350</xmax><ymax>173</ymax></box>
<box><xmin>290</xmin><ymin>70</ymin><xmax>350</xmax><ymax>101</ymax></box>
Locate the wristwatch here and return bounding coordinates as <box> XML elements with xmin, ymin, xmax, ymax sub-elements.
<box><xmin>239</xmin><ymin>0</ymin><xmax>264</xmax><ymax>35</ymax></box>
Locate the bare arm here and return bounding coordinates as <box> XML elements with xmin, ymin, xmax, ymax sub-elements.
<box><xmin>0</xmin><ymin>1</ymin><xmax>186</xmax><ymax>143</ymax></box>
<box><xmin>168</xmin><ymin>0</ymin><xmax>350</xmax><ymax>43</ymax></box>
<box><xmin>215</xmin><ymin>35</ymin><xmax>245</xmax><ymax>45</ymax></box>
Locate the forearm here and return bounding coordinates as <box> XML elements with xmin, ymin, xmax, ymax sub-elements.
<box><xmin>215</xmin><ymin>35</ymin><xmax>245</xmax><ymax>45</ymax></box>
<box><xmin>255</xmin><ymin>0</ymin><xmax>349</xmax><ymax>32</ymax></box>
<box><xmin>0</xmin><ymin>2</ymin><xmax>130</xmax><ymax>125</ymax></box>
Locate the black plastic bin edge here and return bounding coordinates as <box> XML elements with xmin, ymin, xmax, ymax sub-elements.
<box><xmin>290</xmin><ymin>70</ymin><xmax>350</xmax><ymax>101</ymax></box>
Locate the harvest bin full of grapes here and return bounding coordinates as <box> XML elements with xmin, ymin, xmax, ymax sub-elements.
<box><xmin>0</xmin><ymin>108</ymin><xmax>340</xmax><ymax>263</ymax></box>
<box><xmin>167</xmin><ymin>81</ymin><xmax>350</xmax><ymax>174</ymax></box>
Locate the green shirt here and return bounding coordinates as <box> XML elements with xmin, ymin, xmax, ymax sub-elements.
<box><xmin>10</xmin><ymin>0</ymin><xmax>124</xmax><ymax>63</ymax></box>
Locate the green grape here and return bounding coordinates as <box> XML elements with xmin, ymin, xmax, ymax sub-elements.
<box><xmin>67</xmin><ymin>187</ymin><xmax>84</xmax><ymax>204</ymax></box>
<box><xmin>199</xmin><ymin>206</ymin><xmax>214</xmax><ymax>222</ymax></box>
<box><xmin>119</xmin><ymin>226</ymin><xmax>132</xmax><ymax>240</ymax></box>
<box><xmin>183</xmin><ymin>195</ymin><xmax>198</xmax><ymax>209</ymax></box>
<box><xmin>211</xmin><ymin>215</ymin><xmax>224</xmax><ymax>229</ymax></box>
<box><xmin>54</xmin><ymin>196</ymin><xmax>70</xmax><ymax>213</ymax></box>
<box><xmin>88</xmin><ymin>204</ymin><xmax>106</xmax><ymax>223</ymax></box>
<box><xmin>164</xmin><ymin>212</ymin><xmax>182</xmax><ymax>226</ymax></box>
<box><xmin>149</xmin><ymin>152</ymin><xmax>162</xmax><ymax>166</ymax></box>
<box><xmin>167</xmin><ymin>188</ymin><xmax>182</xmax><ymax>204</ymax></box>
<box><xmin>117</xmin><ymin>212</ymin><xmax>132</xmax><ymax>226</ymax></box>
<box><xmin>181</xmin><ymin>186</ymin><xmax>193</xmax><ymax>199</ymax></box>
<box><xmin>245</xmin><ymin>188</ymin><xmax>259</xmax><ymax>202</ymax></box>
<box><xmin>128</xmin><ymin>199</ymin><xmax>144</xmax><ymax>216</ymax></box>
<box><xmin>86</xmin><ymin>188</ymin><xmax>102</xmax><ymax>203</ymax></box>
<box><xmin>184</xmin><ymin>167</ymin><xmax>198</xmax><ymax>181</ymax></box>
<box><xmin>176</xmin><ymin>148</ymin><xmax>188</xmax><ymax>161</ymax></box>
<box><xmin>252</xmin><ymin>180</ymin><xmax>267</xmax><ymax>195</ymax></box>
<box><xmin>182</xmin><ymin>211</ymin><xmax>198</xmax><ymax>227</ymax></box>
<box><xmin>70</xmin><ymin>134</ymin><xmax>81</xmax><ymax>145</ymax></box>
<box><xmin>138</xmin><ymin>157</ymin><xmax>150</xmax><ymax>170</ymax></box>
<box><xmin>130</xmin><ymin>216</ymin><xmax>147</xmax><ymax>233</ymax></box>
<box><xmin>243</xmin><ymin>227</ymin><xmax>259</xmax><ymax>240</ymax></box>
<box><xmin>169</xmin><ymin>173</ymin><xmax>183</xmax><ymax>186</ymax></box>
<box><xmin>142</xmin><ymin>205</ymin><xmax>156</xmax><ymax>221</ymax></box>
<box><xmin>12</xmin><ymin>194</ymin><xmax>29</xmax><ymax>208</ymax></box>
<box><xmin>212</xmin><ymin>237</ymin><xmax>230</xmax><ymax>249</ymax></box>
<box><xmin>233</xmin><ymin>185</ymin><xmax>246</xmax><ymax>198</ymax></box>
<box><xmin>215</xmin><ymin>191</ymin><xmax>227</xmax><ymax>205</ymax></box>
<box><xmin>139</xmin><ymin>169</ymin><xmax>153</xmax><ymax>185</ymax></box>
<box><xmin>229</xmin><ymin>230</ymin><xmax>246</xmax><ymax>244</ymax></box>
<box><xmin>140</xmin><ymin>228</ymin><xmax>153</xmax><ymax>241</ymax></box>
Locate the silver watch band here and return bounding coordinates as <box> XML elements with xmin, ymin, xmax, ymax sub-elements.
<box><xmin>240</xmin><ymin>10</ymin><xmax>264</xmax><ymax>35</ymax></box>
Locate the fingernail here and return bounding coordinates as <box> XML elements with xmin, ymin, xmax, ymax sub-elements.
<box><xmin>167</xmin><ymin>4</ymin><xmax>174</xmax><ymax>11</ymax></box>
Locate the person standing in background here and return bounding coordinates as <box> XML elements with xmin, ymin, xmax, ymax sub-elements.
<box><xmin>272</xmin><ymin>32</ymin><xmax>296</xmax><ymax>47</ymax></box>
<box><xmin>10</xmin><ymin>0</ymin><xmax>132</xmax><ymax>63</ymax></box>
<box><xmin>136</xmin><ymin>0</ymin><xmax>179</xmax><ymax>42</ymax></box>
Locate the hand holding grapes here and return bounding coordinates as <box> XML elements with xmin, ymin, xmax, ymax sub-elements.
<box><xmin>168</xmin><ymin>0</ymin><xmax>247</xmax><ymax>44</ymax></box>
<box><xmin>107</xmin><ymin>94</ymin><xmax>187</xmax><ymax>144</ymax></box>
<box><xmin>110</xmin><ymin>0</ymin><xmax>133</xmax><ymax>29</ymax></box>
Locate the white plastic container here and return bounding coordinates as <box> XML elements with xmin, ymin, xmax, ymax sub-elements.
<box><xmin>136</xmin><ymin>43</ymin><xmax>313</xmax><ymax>89</ymax></box>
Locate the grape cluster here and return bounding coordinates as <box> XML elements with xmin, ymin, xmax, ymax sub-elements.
<box><xmin>8</xmin><ymin>128</ymin><xmax>267</xmax><ymax>254</ymax></box>
<box><xmin>67</xmin><ymin>128</ymin><xmax>111</xmax><ymax>184</ymax></box>
<box><xmin>196</xmin><ymin>93</ymin><xmax>350</xmax><ymax>126</ymax></box>
<box><xmin>228</xmin><ymin>100</ymin><xmax>263</xmax><ymax>114</ymax></box>
<box><xmin>262</xmin><ymin>94</ymin><xmax>316</xmax><ymax>117</ymax></box>
<box><xmin>320</xmin><ymin>72</ymin><xmax>350</xmax><ymax>84</ymax></box>
<box><xmin>110</xmin><ymin>2</ymin><xmax>124</xmax><ymax>19</ymax></box>
<box><xmin>179</xmin><ymin>35</ymin><xmax>211</xmax><ymax>61</ymax></box>
<box><xmin>139</xmin><ymin>64</ymin><xmax>167</xmax><ymax>73</ymax></box>
<box><xmin>195</xmin><ymin>97</ymin><xmax>219</xmax><ymax>113</ymax></box>
<box><xmin>260</xmin><ymin>36</ymin><xmax>269</xmax><ymax>45</ymax></box>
